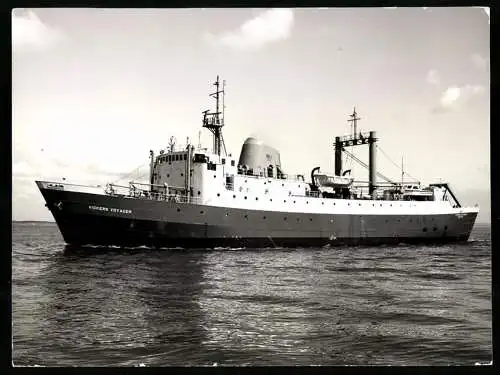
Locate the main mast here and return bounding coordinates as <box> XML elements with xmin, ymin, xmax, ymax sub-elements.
<box><xmin>202</xmin><ymin>75</ymin><xmax>226</xmax><ymax>156</ymax></box>
<box><xmin>334</xmin><ymin>107</ymin><xmax>378</xmax><ymax>198</ymax></box>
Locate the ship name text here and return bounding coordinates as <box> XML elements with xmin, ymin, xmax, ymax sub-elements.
<box><xmin>89</xmin><ymin>205</ymin><xmax>132</xmax><ymax>214</ymax></box>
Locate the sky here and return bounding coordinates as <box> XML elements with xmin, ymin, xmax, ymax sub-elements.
<box><xmin>12</xmin><ymin>7</ymin><xmax>490</xmax><ymax>222</ymax></box>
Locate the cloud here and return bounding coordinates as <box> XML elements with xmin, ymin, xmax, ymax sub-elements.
<box><xmin>432</xmin><ymin>84</ymin><xmax>485</xmax><ymax>113</ymax></box>
<box><xmin>12</xmin><ymin>9</ymin><xmax>65</xmax><ymax>52</ymax></box>
<box><xmin>204</xmin><ymin>9</ymin><xmax>294</xmax><ymax>51</ymax></box>
<box><xmin>426</xmin><ymin>69</ymin><xmax>440</xmax><ymax>85</ymax></box>
<box><xmin>471</xmin><ymin>53</ymin><xmax>488</xmax><ymax>70</ymax></box>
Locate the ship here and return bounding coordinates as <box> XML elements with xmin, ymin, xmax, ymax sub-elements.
<box><xmin>36</xmin><ymin>76</ymin><xmax>479</xmax><ymax>248</ymax></box>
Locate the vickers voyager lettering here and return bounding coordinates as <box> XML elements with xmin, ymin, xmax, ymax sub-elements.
<box><xmin>89</xmin><ymin>205</ymin><xmax>132</xmax><ymax>214</ymax></box>
<box><xmin>36</xmin><ymin>76</ymin><xmax>479</xmax><ymax>248</ymax></box>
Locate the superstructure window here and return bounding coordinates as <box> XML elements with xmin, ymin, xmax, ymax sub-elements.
<box><xmin>183</xmin><ymin>154</ymin><xmax>187</xmax><ymax>161</ymax></box>
<box><xmin>231</xmin><ymin>160</ymin><xmax>235</xmax><ymax>166</ymax></box>
<box><xmin>194</xmin><ymin>154</ymin><xmax>207</xmax><ymax>163</ymax></box>
<box><xmin>222</xmin><ymin>158</ymin><xmax>226</xmax><ymax>164</ymax></box>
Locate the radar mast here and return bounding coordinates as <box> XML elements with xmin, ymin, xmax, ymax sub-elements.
<box><xmin>202</xmin><ymin>75</ymin><xmax>227</xmax><ymax>156</ymax></box>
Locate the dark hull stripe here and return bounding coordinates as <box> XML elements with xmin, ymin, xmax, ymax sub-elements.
<box><xmin>38</xmin><ymin>187</ymin><xmax>477</xmax><ymax>248</ymax></box>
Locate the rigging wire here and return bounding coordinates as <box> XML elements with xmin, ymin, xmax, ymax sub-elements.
<box><xmin>375</xmin><ymin>145</ymin><xmax>420</xmax><ymax>183</ymax></box>
<box><xmin>342</xmin><ymin>148</ymin><xmax>395</xmax><ymax>184</ymax></box>
<box><xmin>111</xmin><ymin>163</ymin><xmax>149</xmax><ymax>185</ymax></box>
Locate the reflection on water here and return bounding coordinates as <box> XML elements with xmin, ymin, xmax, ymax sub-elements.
<box><xmin>198</xmin><ymin>251</ymin><xmax>318</xmax><ymax>365</ymax></box>
<box><xmin>12</xmin><ymin>223</ymin><xmax>492</xmax><ymax>366</ymax></box>
<box><xmin>18</xmin><ymin>245</ymin><xmax>209</xmax><ymax>366</ymax></box>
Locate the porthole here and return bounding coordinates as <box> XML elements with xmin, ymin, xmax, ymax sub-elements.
<box><xmin>390</xmin><ymin>204</ymin><xmax>393</xmax><ymax>207</ymax></box>
<box><xmin>385</xmin><ymin>219</ymin><xmax>388</xmax><ymax>223</ymax></box>
<box><xmin>333</xmin><ymin>203</ymin><xmax>336</xmax><ymax>206</ymax></box>
<box><xmin>348</xmin><ymin>203</ymin><xmax>350</xmax><ymax>206</ymax></box>
<box><xmin>410</xmin><ymin>219</ymin><xmax>413</xmax><ymax>222</ymax></box>
<box><xmin>244</xmin><ymin>196</ymin><xmax>247</xmax><ymax>200</ymax></box>
<box><xmin>245</xmin><ymin>180</ymin><xmax>248</xmax><ymax>183</ymax></box>
<box><xmin>309</xmin><ymin>218</ymin><xmax>313</xmax><ymax>222</ymax></box>
<box><xmin>372</xmin><ymin>204</ymin><xmax>375</xmax><ymax>207</ymax></box>
<box><xmin>233</xmin><ymin>195</ymin><xmax>236</xmax><ymax>198</ymax></box>
<box><xmin>214</xmin><ymin>175</ymin><xmax>216</xmax><ymax>178</ymax></box>
<box><xmin>180</xmin><ymin>173</ymin><xmax>183</xmax><ymax>177</ymax></box>
<box><xmin>321</xmin><ymin>202</ymin><xmax>324</xmax><ymax>205</ymax></box>
<box><xmin>282</xmin><ymin>183</ymin><xmax>284</xmax><ymax>187</ymax></box>
<box><xmin>264</xmin><ymin>182</ymin><xmax>266</xmax><ymax>185</ymax></box>
<box><xmin>297</xmin><ymin>218</ymin><xmax>300</xmax><ymax>222</ymax></box>
<box><xmin>306</xmin><ymin>201</ymin><xmax>309</xmax><ymax>204</ymax></box>
<box><xmin>177</xmin><ymin>208</ymin><xmax>181</xmax><ymax>212</ymax></box>
<box><xmin>198</xmin><ymin>191</ymin><xmax>201</xmax><ymax>195</ymax></box>
<box><xmin>284</xmin><ymin>217</ymin><xmax>287</xmax><ymax>221</ymax></box>
<box><xmin>444</xmin><ymin>225</ymin><xmax>448</xmax><ymax>230</ymax></box>
<box><xmin>167</xmin><ymin>174</ymin><xmax>170</xmax><ymax>178</ymax></box>
<box><xmin>358</xmin><ymin>203</ymin><xmax>361</xmax><ymax>206</ymax></box>
<box><xmin>270</xmin><ymin>198</ymin><xmax>273</xmax><ymax>202</ymax></box>
<box><xmin>263</xmin><ymin>216</ymin><xmax>266</xmax><ymax>220</ymax></box>
<box><xmin>423</xmin><ymin>227</ymin><xmax>428</xmax><ymax>232</ymax></box>
<box><xmin>244</xmin><ymin>214</ymin><xmax>248</xmax><ymax>219</ymax></box>
<box><xmin>380</xmin><ymin>204</ymin><xmax>382</xmax><ymax>207</ymax></box>
<box><xmin>256</xmin><ymin>197</ymin><xmax>259</xmax><ymax>201</ymax></box>
<box><xmin>217</xmin><ymin>193</ymin><xmax>220</xmax><ymax>197</ymax></box>
<box><xmin>200</xmin><ymin>210</ymin><xmax>204</xmax><ymax>214</ymax></box>
<box><xmin>433</xmin><ymin>227</ymin><xmax>437</xmax><ymax>232</ymax></box>
<box><xmin>284</xmin><ymin>200</ymin><xmax>287</xmax><ymax>203</ymax></box>
<box><xmin>293</xmin><ymin>200</ymin><xmax>296</xmax><ymax>203</ymax></box>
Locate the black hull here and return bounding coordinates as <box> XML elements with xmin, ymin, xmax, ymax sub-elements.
<box><xmin>37</xmin><ymin>182</ymin><xmax>478</xmax><ymax>249</ymax></box>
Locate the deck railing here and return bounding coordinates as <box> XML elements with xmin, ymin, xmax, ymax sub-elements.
<box><xmin>104</xmin><ymin>182</ymin><xmax>202</xmax><ymax>204</ymax></box>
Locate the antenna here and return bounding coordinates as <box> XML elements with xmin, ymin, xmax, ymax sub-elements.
<box><xmin>198</xmin><ymin>130</ymin><xmax>202</xmax><ymax>149</ymax></box>
<box><xmin>401</xmin><ymin>156</ymin><xmax>404</xmax><ymax>187</ymax></box>
<box><xmin>347</xmin><ymin>107</ymin><xmax>361</xmax><ymax>138</ymax></box>
<box><xmin>168</xmin><ymin>136</ymin><xmax>176</xmax><ymax>153</ymax></box>
<box><xmin>202</xmin><ymin>75</ymin><xmax>226</xmax><ymax>156</ymax></box>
